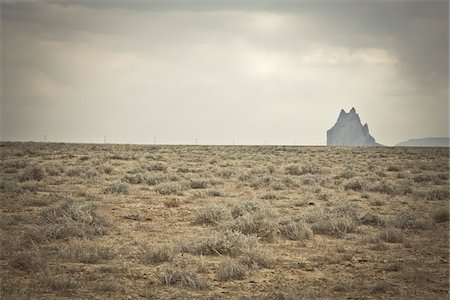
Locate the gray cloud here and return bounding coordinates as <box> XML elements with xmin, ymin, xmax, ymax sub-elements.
<box><xmin>1</xmin><ymin>1</ymin><xmax>448</xmax><ymax>145</ymax></box>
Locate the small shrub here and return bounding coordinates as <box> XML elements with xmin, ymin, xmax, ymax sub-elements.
<box><xmin>387</xmin><ymin>165</ymin><xmax>401</xmax><ymax>172</ymax></box>
<box><xmin>285</xmin><ymin>164</ymin><xmax>321</xmax><ymax>176</ymax></box>
<box><xmin>368</xmin><ymin>199</ymin><xmax>385</xmax><ymax>206</ymax></box>
<box><xmin>194</xmin><ymin>204</ymin><xmax>228</xmax><ymax>226</ymax></box>
<box><xmin>42</xmin><ymin>199</ymin><xmax>109</xmax><ymax>239</ymax></box>
<box><xmin>231</xmin><ymin>201</ymin><xmax>263</xmax><ymax>218</ymax></box>
<box><xmin>279</xmin><ymin>217</ymin><xmax>313</xmax><ymax>242</ymax></box>
<box><xmin>0</xmin><ymin>180</ymin><xmax>22</xmax><ymax>193</ymax></box>
<box><xmin>154</xmin><ymin>182</ymin><xmax>184</xmax><ymax>195</ymax></box>
<box><xmin>217</xmin><ymin>258</ymin><xmax>249</xmax><ymax>281</ymax></box>
<box><xmin>223</xmin><ymin>208</ymin><xmax>278</xmax><ymax>242</ymax></box>
<box><xmin>391</xmin><ymin>211</ymin><xmax>430</xmax><ymax>230</ymax></box>
<box><xmin>146</xmin><ymin>162</ymin><xmax>167</xmax><ymax>172</ymax></box>
<box><xmin>9</xmin><ymin>250</ymin><xmax>45</xmax><ymax>272</ymax></box>
<box><xmin>378</xmin><ymin>228</ymin><xmax>404</xmax><ymax>243</ymax></box>
<box><xmin>360</xmin><ymin>213</ymin><xmax>385</xmax><ymax>227</ymax></box>
<box><xmin>139</xmin><ymin>243</ymin><xmax>177</xmax><ymax>264</ymax></box>
<box><xmin>414</xmin><ymin>188</ymin><xmax>449</xmax><ymax>201</ymax></box>
<box><xmin>42</xmin><ymin>274</ymin><xmax>77</xmax><ymax>293</ymax></box>
<box><xmin>104</xmin><ymin>181</ymin><xmax>130</xmax><ymax>194</ymax></box>
<box><xmin>207</xmin><ymin>189</ymin><xmax>222</xmax><ymax>197</ymax></box>
<box><xmin>60</xmin><ymin>241</ymin><xmax>113</xmax><ymax>264</ymax></box>
<box><xmin>164</xmin><ymin>197</ymin><xmax>182</xmax><ymax>208</ymax></box>
<box><xmin>46</xmin><ymin>165</ymin><xmax>64</xmax><ymax>176</ymax></box>
<box><xmin>181</xmin><ymin>230</ymin><xmax>259</xmax><ymax>257</ymax></box>
<box><xmin>20</xmin><ymin>165</ymin><xmax>46</xmax><ymax>181</ymax></box>
<box><xmin>189</xmin><ymin>180</ymin><xmax>209</xmax><ymax>189</ymax></box>
<box><xmin>344</xmin><ymin>179</ymin><xmax>364</xmax><ymax>191</ymax></box>
<box><xmin>66</xmin><ymin>167</ymin><xmax>83</xmax><ymax>177</ymax></box>
<box><xmin>160</xmin><ymin>268</ymin><xmax>210</xmax><ymax>290</ymax></box>
<box><xmin>433</xmin><ymin>209</ymin><xmax>449</xmax><ymax>223</ymax></box>
<box><xmin>371</xmin><ymin>281</ymin><xmax>390</xmax><ymax>294</ymax></box>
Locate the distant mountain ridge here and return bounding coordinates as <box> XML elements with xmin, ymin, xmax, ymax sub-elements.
<box><xmin>327</xmin><ymin>108</ymin><xmax>382</xmax><ymax>146</ymax></box>
<box><xmin>395</xmin><ymin>137</ymin><xmax>450</xmax><ymax>147</ymax></box>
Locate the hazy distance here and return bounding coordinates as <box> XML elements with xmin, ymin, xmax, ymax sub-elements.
<box><xmin>1</xmin><ymin>0</ymin><xmax>448</xmax><ymax>146</ymax></box>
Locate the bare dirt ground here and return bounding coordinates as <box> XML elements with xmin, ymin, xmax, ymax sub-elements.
<box><xmin>0</xmin><ymin>142</ymin><xmax>448</xmax><ymax>299</ymax></box>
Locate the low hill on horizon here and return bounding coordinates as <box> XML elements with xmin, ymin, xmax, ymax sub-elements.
<box><xmin>396</xmin><ymin>137</ymin><xmax>449</xmax><ymax>147</ymax></box>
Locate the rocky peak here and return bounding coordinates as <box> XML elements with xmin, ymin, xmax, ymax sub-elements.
<box><xmin>327</xmin><ymin>108</ymin><xmax>381</xmax><ymax>146</ymax></box>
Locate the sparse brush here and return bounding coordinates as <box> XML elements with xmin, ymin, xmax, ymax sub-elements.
<box><xmin>45</xmin><ymin>164</ymin><xmax>64</xmax><ymax>176</ymax></box>
<box><xmin>164</xmin><ymin>197</ymin><xmax>182</xmax><ymax>208</ymax></box>
<box><xmin>59</xmin><ymin>240</ymin><xmax>113</xmax><ymax>264</ymax></box>
<box><xmin>104</xmin><ymin>181</ymin><xmax>130</xmax><ymax>194</ymax></box>
<box><xmin>433</xmin><ymin>209</ymin><xmax>449</xmax><ymax>223</ymax></box>
<box><xmin>231</xmin><ymin>200</ymin><xmax>264</xmax><ymax>218</ymax></box>
<box><xmin>360</xmin><ymin>213</ymin><xmax>385</xmax><ymax>227</ymax></box>
<box><xmin>0</xmin><ymin>180</ymin><xmax>22</xmax><ymax>193</ymax></box>
<box><xmin>378</xmin><ymin>228</ymin><xmax>405</xmax><ymax>243</ymax></box>
<box><xmin>279</xmin><ymin>218</ymin><xmax>313</xmax><ymax>242</ymax></box>
<box><xmin>223</xmin><ymin>208</ymin><xmax>278</xmax><ymax>242</ymax></box>
<box><xmin>414</xmin><ymin>188</ymin><xmax>449</xmax><ymax>201</ymax></box>
<box><xmin>160</xmin><ymin>268</ymin><xmax>210</xmax><ymax>289</ymax></box>
<box><xmin>194</xmin><ymin>204</ymin><xmax>228</xmax><ymax>225</ymax></box>
<box><xmin>285</xmin><ymin>164</ymin><xmax>321</xmax><ymax>176</ymax></box>
<box><xmin>304</xmin><ymin>203</ymin><xmax>359</xmax><ymax>237</ymax></box>
<box><xmin>9</xmin><ymin>250</ymin><xmax>45</xmax><ymax>272</ymax></box>
<box><xmin>180</xmin><ymin>230</ymin><xmax>260</xmax><ymax>257</ymax></box>
<box><xmin>344</xmin><ymin>178</ymin><xmax>365</xmax><ymax>191</ymax></box>
<box><xmin>42</xmin><ymin>274</ymin><xmax>77</xmax><ymax>293</ymax></box>
<box><xmin>391</xmin><ymin>211</ymin><xmax>430</xmax><ymax>230</ymax></box>
<box><xmin>154</xmin><ymin>182</ymin><xmax>184</xmax><ymax>195</ymax></box>
<box><xmin>138</xmin><ymin>243</ymin><xmax>177</xmax><ymax>264</ymax></box>
<box><xmin>189</xmin><ymin>179</ymin><xmax>210</xmax><ymax>189</ymax></box>
<box><xmin>20</xmin><ymin>165</ymin><xmax>46</xmax><ymax>181</ymax></box>
<box><xmin>42</xmin><ymin>198</ymin><xmax>109</xmax><ymax>239</ymax></box>
<box><xmin>217</xmin><ymin>258</ymin><xmax>249</xmax><ymax>281</ymax></box>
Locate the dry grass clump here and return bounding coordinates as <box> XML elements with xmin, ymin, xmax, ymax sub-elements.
<box><xmin>138</xmin><ymin>243</ymin><xmax>177</xmax><ymax>264</ymax></box>
<box><xmin>104</xmin><ymin>181</ymin><xmax>130</xmax><ymax>194</ymax></box>
<box><xmin>285</xmin><ymin>164</ymin><xmax>322</xmax><ymax>176</ymax></box>
<box><xmin>189</xmin><ymin>179</ymin><xmax>210</xmax><ymax>189</ymax></box>
<box><xmin>360</xmin><ymin>213</ymin><xmax>385</xmax><ymax>227</ymax></box>
<box><xmin>303</xmin><ymin>203</ymin><xmax>359</xmax><ymax>237</ymax></box>
<box><xmin>42</xmin><ymin>274</ymin><xmax>77</xmax><ymax>294</ymax></box>
<box><xmin>146</xmin><ymin>162</ymin><xmax>167</xmax><ymax>172</ymax></box>
<box><xmin>369</xmin><ymin>180</ymin><xmax>412</xmax><ymax>196</ymax></box>
<box><xmin>223</xmin><ymin>205</ymin><xmax>278</xmax><ymax>242</ymax></box>
<box><xmin>164</xmin><ymin>197</ymin><xmax>182</xmax><ymax>208</ymax></box>
<box><xmin>368</xmin><ymin>199</ymin><xmax>385</xmax><ymax>206</ymax></box>
<box><xmin>217</xmin><ymin>258</ymin><xmax>249</xmax><ymax>281</ymax></box>
<box><xmin>230</xmin><ymin>200</ymin><xmax>264</xmax><ymax>218</ymax></box>
<box><xmin>433</xmin><ymin>209</ymin><xmax>449</xmax><ymax>223</ymax></box>
<box><xmin>42</xmin><ymin>198</ymin><xmax>109</xmax><ymax>239</ymax></box>
<box><xmin>391</xmin><ymin>211</ymin><xmax>431</xmax><ymax>230</ymax></box>
<box><xmin>154</xmin><ymin>182</ymin><xmax>185</xmax><ymax>195</ymax></box>
<box><xmin>9</xmin><ymin>250</ymin><xmax>46</xmax><ymax>272</ymax></box>
<box><xmin>279</xmin><ymin>217</ymin><xmax>313</xmax><ymax>242</ymax></box>
<box><xmin>59</xmin><ymin>240</ymin><xmax>113</xmax><ymax>264</ymax></box>
<box><xmin>45</xmin><ymin>164</ymin><xmax>64</xmax><ymax>176</ymax></box>
<box><xmin>160</xmin><ymin>268</ymin><xmax>210</xmax><ymax>290</ymax></box>
<box><xmin>378</xmin><ymin>228</ymin><xmax>405</xmax><ymax>243</ymax></box>
<box><xmin>20</xmin><ymin>165</ymin><xmax>46</xmax><ymax>181</ymax></box>
<box><xmin>414</xmin><ymin>188</ymin><xmax>449</xmax><ymax>201</ymax></box>
<box><xmin>180</xmin><ymin>230</ymin><xmax>259</xmax><ymax>257</ymax></box>
<box><xmin>344</xmin><ymin>178</ymin><xmax>365</xmax><ymax>191</ymax></box>
<box><xmin>0</xmin><ymin>180</ymin><xmax>23</xmax><ymax>193</ymax></box>
<box><xmin>194</xmin><ymin>204</ymin><xmax>228</xmax><ymax>226</ymax></box>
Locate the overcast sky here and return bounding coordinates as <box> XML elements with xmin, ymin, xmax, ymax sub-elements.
<box><xmin>1</xmin><ymin>0</ymin><xmax>448</xmax><ymax>145</ymax></box>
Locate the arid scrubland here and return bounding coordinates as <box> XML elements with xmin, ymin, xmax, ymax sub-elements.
<box><xmin>0</xmin><ymin>142</ymin><xmax>448</xmax><ymax>299</ymax></box>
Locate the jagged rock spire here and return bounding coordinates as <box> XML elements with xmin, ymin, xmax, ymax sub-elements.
<box><xmin>327</xmin><ymin>108</ymin><xmax>381</xmax><ymax>146</ymax></box>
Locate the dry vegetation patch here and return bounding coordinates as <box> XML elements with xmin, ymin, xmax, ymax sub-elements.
<box><xmin>0</xmin><ymin>142</ymin><xmax>448</xmax><ymax>299</ymax></box>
